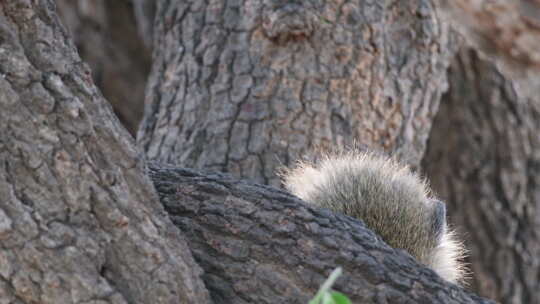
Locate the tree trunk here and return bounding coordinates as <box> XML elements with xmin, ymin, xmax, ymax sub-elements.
<box><xmin>138</xmin><ymin>0</ymin><xmax>457</xmax><ymax>185</ymax></box>
<box><xmin>423</xmin><ymin>48</ymin><xmax>540</xmax><ymax>303</ymax></box>
<box><xmin>55</xmin><ymin>0</ymin><xmax>151</xmax><ymax>135</ymax></box>
<box><xmin>150</xmin><ymin>165</ymin><xmax>494</xmax><ymax>304</ymax></box>
<box><xmin>437</xmin><ymin>0</ymin><xmax>540</xmax><ymax>74</ymax></box>
<box><xmin>0</xmin><ymin>1</ymin><xmax>210</xmax><ymax>303</ymax></box>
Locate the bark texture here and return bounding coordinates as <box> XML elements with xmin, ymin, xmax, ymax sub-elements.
<box><xmin>150</xmin><ymin>165</ymin><xmax>495</xmax><ymax>304</ymax></box>
<box><xmin>138</xmin><ymin>0</ymin><xmax>456</xmax><ymax>186</ymax></box>
<box><xmin>0</xmin><ymin>1</ymin><xmax>210</xmax><ymax>303</ymax></box>
<box><xmin>55</xmin><ymin>0</ymin><xmax>151</xmax><ymax>135</ymax></box>
<box><xmin>423</xmin><ymin>49</ymin><xmax>540</xmax><ymax>303</ymax></box>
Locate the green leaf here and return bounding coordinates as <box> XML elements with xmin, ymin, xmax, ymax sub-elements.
<box><xmin>330</xmin><ymin>291</ymin><xmax>352</xmax><ymax>304</ymax></box>
<box><xmin>309</xmin><ymin>267</ymin><xmax>343</xmax><ymax>304</ymax></box>
<box><xmin>309</xmin><ymin>268</ymin><xmax>353</xmax><ymax>304</ymax></box>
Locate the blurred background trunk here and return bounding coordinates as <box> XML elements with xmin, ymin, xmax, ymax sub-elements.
<box><xmin>423</xmin><ymin>48</ymin><xmax>540</xmax><ymax>303</ymax></box>
<box><xmin>56</xmin><ymin>0</ymin><xmax>152</xmax><ymax>135</ymax></box>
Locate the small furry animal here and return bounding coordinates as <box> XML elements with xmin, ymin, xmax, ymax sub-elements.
<box><xmin>282</xmin><ymin>151</ymin><xmax>466</xmax><ymax>284</ymax></box>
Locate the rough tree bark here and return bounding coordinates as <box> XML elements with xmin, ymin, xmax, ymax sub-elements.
<box><xmin>138</xmin><ymin>0</ymin><xmax>456</xmax><ymax>185</ymax></box>
<box><xmin>423</xmin><ymin>48</ymin><xmax>540</xmax><ymax>304</ymax></box>
<box><xmin>55</xmin><ymin>0</ymin><xmax>151</xmax><ymax>135</ymax></box>
<box><xmin>0</xmin><ymin>1</ymin><xmax>210</xmax><ymax>303</ymax></box>
<box><xmin>150</xmin><ymin>165</ymin><xmax>494</xmax><ymax>304</ymax></box>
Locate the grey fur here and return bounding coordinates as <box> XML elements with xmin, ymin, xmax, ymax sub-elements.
<box><xmin>282</xmin><ymin>151</ymin><xmax>467</xmax><ymax>284</ymax></box>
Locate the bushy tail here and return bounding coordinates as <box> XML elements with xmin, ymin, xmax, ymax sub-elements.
<box><xmin>281</xmin><ymin>151</ymin><xmax>467</xmax><ymax>284</ymax></box>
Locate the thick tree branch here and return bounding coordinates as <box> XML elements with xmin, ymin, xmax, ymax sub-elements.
<box><xmin>150</xmin><ymin>165</ymin><xmax>495</xmax><ymax>304</ymax></box>
<box><xmin>0</xmin><ymin>1</ymin><xmax>210</xmax><ymax>303</ymax></box>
